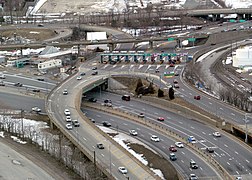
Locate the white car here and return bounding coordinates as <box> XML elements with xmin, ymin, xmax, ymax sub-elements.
<box><xmin>213</xmin><ymin>131</ymin><xmax>221</xmax><ymax>137</ymax></box>
<box><xmin>32</xmin><ymin>107</ymin><xmax>41</xmax><ymax>112</ymax></box>
<box><xmin>76</xmin><ymin>76</ymin><xmax>82</xmax><ymax>80</ymax></box>
<box><xmin>66</xmin><ymin>123</ymin><xmax>73</xmax><ymax>130</ymax></box>
<box><xmin>63</xmin><ymin>89</ymin><xmax>68</xmax><ymax>95</ymax></box>
<box><xmin>118</xmin><ymin>167</ymin><xmax>127</xmax><ymax>174</ymax></box>
<box><xmin>189</xmin><ymin>174</ymin><xmax>198</xmax><ymax>180</ymax></box>
<box><xmin>66</xmin><ymin>116</ymin><xmax>71</xmax><ymax>122</ymax></box>
<box><xmin>175</xmin><ymin>142</ymin><xmax>184</xmax><ymax>148</ymax></box>
<box><xmin>64</xmin><ymin>109</ymin><xmax>71</xmax><ymax>116</ymax></box>
<box><xmin>188</xmin><ymin>136</ymin><xmax>196</xmax><ymax>143</ymax></box>
<box><xmin>129</xmin><ymin>130</ymin><xmax>138</xmax><ymax>136</ymax></box>
<box><xmin>151</xmin><ymin>135</ymin><xmax>160</xmax><ymax>142</ymax></box>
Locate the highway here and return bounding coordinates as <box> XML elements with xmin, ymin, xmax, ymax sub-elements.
<box><xmin>84</xmin><ymin>90</ymin><xmax>252</xmax><ymax>177</ymax></box>
<box><xmin>47</xmin><ymin>70</ymin><xmax>156</xmax><ymax>179</ymax></box>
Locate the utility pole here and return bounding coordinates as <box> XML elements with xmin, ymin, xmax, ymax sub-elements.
<box><xmin>244</xmin><ymin>113</ymin><xmax>250</xmax><ymax>143</ymax></box>
<box><xmin>20</xmin><ymin>109</ymin><xmax>24</xmax><ymax>140</ymax></box>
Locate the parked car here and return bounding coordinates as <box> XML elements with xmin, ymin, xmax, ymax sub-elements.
<box><xmin>189</xmin><ymin>174</ymin><xmax>198</xmax><ymax>180</ymax></box>
<box><xmin>102</xmin><ymin>121</ymin><xmax>111</xmax><ymax>127</ymax></box>
<box><xmin>64</xmin><ymin>109</ymin><xmax>71</xmax><ymax>116</ymax></box>
<box><xmin>92</xmin><ymin>67</ymin><xmax>97</xmax><ymax>70</ymax></box>
<box><xmin>190</xmin><ymin>160</ymin><xmax>198</xmax><ymax>169</ymax></box>
<box><xmin>63</xmin><ymin>89</ymin><xmax>68</xmax><ymax>95</ymax></box>
<box><xmin>0</xmin><ymin>74</ymin><xmax>5</xmax><ymax>79</ymax></box>
<box><xmin>32</xmin><ymin>107</ymin><xmax>41</xmax><ymax>112</ymax></box>
<box><xmin>32</xmin><ymin>89</ymin><xmax>40</xmax><ymax>92</ymax></box>
<box><xmin>37</xmin><ymin>78</ymin><xmax>44</xmax><ymax>81</ymax></box>
<box><xmin>151</xmin><ymin>135</ymin><xmax>160</xmax><ymax>142</ymax></box>
<box><xmin>122</xmin><ymin>95</ymin><xmax>130</xmax><ymax>101</ymax></box>
<box><xmin>169</xmin><ymin>153</ymin><xmax>177</xmax><ymax>161</ymax></box>
<box><xmin>194</xmin><ymin>95</ymin><xmax>201</xmax><ymax>100</ymax></box>
<box><xmin>173</xmin><ymin>79</ymin><xmax>178</xmax><ymax>84</ymax></box>
<box><xmin>66</xmin><ymin>116</ymin><xmax>71</xmax><ymax>122</ymax></box>
<box><xmin>65</xmin><ymin>123</ymin><xmax>73</xmax><ymax>130</ymax></box>
<box><xmin>80</xmin><ymin>72</ymin><xmax>86</xmax><ymax>76</ymax></box>
<box><xmin>157</xmin><ymin>117</ymin><xmax>165</xmax><ymax>121</ymax></box>
<box><xmin>72</xmin><ymin>119</ymin><xmax>80</xmax><ymax>127</ymax></box>
<box><xmin>97</xmin><ymin>143</ymin><xmax>104</xmax><ymax>149</ymax></box>
<box><xmin>91</xmin><ymin>71</ymin><xmax>98</xmax><ymax>75</ymax></box>
<box><xmin>175</xmin><ymin>142</ymin><xmax>184</xmax><ymax>148</ymax></box>
<box><xmin>118</xmin><ymin>167</ymin><xmax>127</xmax><ymax>174</ymax></box>
<box><xmin>213</xmin><ymin>131</ymin><xmax>221</xmax><ymax>137</ymax></box>
<box><xmin>129</xmin><ymin>130</ymin><xmax>138</xmax><ymax>136</ymax></box>
<box><xmin>0</xmin><ymin>81</ymin><xmax>5</xmax><ymax>86</ymax></box>
<box><xmin>88</xmin><ymin>98</ymin><xmax>97</xmax><ymax>102</ymax></box>
<box><xmin>206</xmin><ymin>147</ymin><xmax>214</xmax><ymax>153</ymax></box>
<box><xmin>169</xmin><ymin>145</ymin><xmax>177</xmax><ymax>152</ymax></box>
<box><xmin>14</xmin><ymin>82</ymin><xmax>23</xmax><ymax>87</ymax></box>
<box><xmin>76</xmin><ymin>76</ymin><xmax>82</xmax><ymax>80</ymax></box>
<box><xmin>174</xmin><ymin>84</ymin><xmax>179</xmax><ymax>88</ymax></box>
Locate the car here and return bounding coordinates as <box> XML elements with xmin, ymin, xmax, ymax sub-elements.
<box><xmin>169</xmin><ymin>145</ymin><xmax>177</xmax><ymax>152</ymax></box>
<box><xmin>194</xmin><ymin>95</ymin><xmax>201</xmax><ymax>100</ymax></box>
<box><xmin>235</xmin><ymin>176</ymin><xmax>242</xmax><ymax>180</ymax></box>
<box><xmin>173</xmin><ymin>79</ymin><xmax>178</xmax><ymax>84</ymax></box>
<box><xmin>103</xmin><ymin>102</ymin><xmax>112</xmax><ymax>107</ymax></box>
<box><xmin>65</xmin><ymin>123</ymin><xmax>73</xmax><ymax>130</ymax></box>
<box><xmin>104</xmin><ymin>99</ymin><xmax>112</xmax><ymax>103</ymax></box>
<box><xmin>14</xmin><ymin>82</ymin><xmax>23</xmax><ymax>87</ymax></box>
<box><xmin>32</xmin><ymin>89</ymin><xmax>40</xmax><ymax>92</ymax></box>
<box><xmin>91</xmin><ymin>71</ymin><xmax>98</xmax><ymax>75</ymax></box>
<box><xmin>63</xmin><ymin>89</ymin><xmax>68</xmax><ymax>95</ymax></box>
<box><xmin>189</xmin><ymin>174</ymin><xmax>198</xmax><ymax>180</ymax></box>
<box><xmin>190</xmin><ymin>160</ymin><xmax>198</xmax><ymax>169</ymax></box>
<box><xmin>118</xmin><ymin>167</ymin><xmax>127</xmax><ymax>174</ymax></box>
<box><xmin>122</xmin><ymin>95</ymin><xmax>130</xmax><ymax>101</ymax></box>
<box><xmin>89</xmin><ymin>118</ymin><xmax>95</xmax><ymax>123</ymax></box>
<box><xmin>138</xmin><ymin>113</ymin><xmax>145</xmax><ymax>118</ymax></box>
<box><xmin>88</xmin><ymin>98</ymin><xmax>97</xmax><ymax>102</ymax></box>
<box><xmin>0</xmin><ymin>74</ymin><xmax>5</xmax><ymax>79</ymax></box>
<box><xmin>169</xmin><ymin>63</ymin><xmax>174</xmax><ymax>67</ymax></box>
<box><xmin>188</xmin><ymin>136</ymin><xmax>196</xmax><ymax>143</ymax></box>
<box><xmin>175</xmin><ymin>142</ymin><xmax>184</xmax><ymax>148</ymax></box>
<box><xmin>80</xmin><ymin>72</ymin><xmax>86</xmax><ymax>76</ymax></box>
<box><xmin>169</xmin><ymin>153</ymin><xmax>177</xmax><ymax>161</ymax></box>
<box><xmin>97</xmin><ymin>143</ymin><xmax>104</xmax><ymax>149</ymax></box>
<box><xmin>64</xmin><ymin>109</ymin><xmax>71</xmax><ymax>116</ymax></box>
<box><xmin>32</xmin><ymin>107</ymin><xmax>41</xmax><ymax>112</ymax></box>
<box><xmin>37</xmin><ymin>78</ymin><xmax>44</xmax><ymax>81</ymax></box>
<box><xmin>206</xmin><ymin>147</ymin><xmax>214</xmax><ymax>153</ymax></box>
<box><xmin>92</xmin><ymin>67</ymin><xmax>97</xmax><ymax>70</ymax></box>
<box><xmin>76</xmin><ymin>76</ymin><xmax>82</xmax><ymax>80</ymax></box>
<box><xmin>37</xmin><ymin>24</ymin><xmax>44</xmax><ymax>27</ymax></box>
<box><xmin>155</xmin><ymin>69</ymin><xmax>160</xmax><ymax>73</ymax></box>
<box><xmin>0</xmin><ymin>81</ymin><xmax>5</xmax><ymax>86</ymax></box>
<box><xmin>213</xmin><ymin>131</ymin><xmax>221</xmax><ymax>137</ymax></box>
<box><xmin>66</xmin><ymin>115</ymin><xmax>71</xmax><ymax>122</ymax></box>
<box><xmin>72</xmin><ymin>119</ymin><xmax>80</xmax><ymax>127</ymax></box>
<box><xmin>102</xmin><ymin>121</ymin><xmax>111</xmax><ymax>127</ymax></box>
<box><xmin>174</xmin><ymin>72</ymin><xmax>179</xmax><ymax>76</ymax></box>
<box><xmin>151</xmin><ymin>135</ymin><xmax>160</xmax><ymax>142</ymax></box>
<box><xmin>129</xmin><ymin>130</ymin><xmax>138</xmax><ymax>136</ymax></box>
<box><xmin>174</xmin><ymin>84</ymin><xmax>179</xmax><ymax>88</ymax></box>
<box><xmin>157</xmin><ymin>117</ymin><xmax>164</xmax><ymax>121</ymax></box>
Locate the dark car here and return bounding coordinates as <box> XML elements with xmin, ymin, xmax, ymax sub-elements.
<box><xmin>37</xmin><ymin>78</ymin><xmax>44</xmax><ymax>81</ymax></box>
<box><xmin>92</xmin><ymin>67</ymin><xmax>97</xmax><ymax>70</ymax></box>
<box><xmin>169</xmin><ymin>145</ymin><xmax>177</xmax><ymax>152</ymax></box>
<box><xmin>89</xmin><ymin>118</ymin><xmax>95</xmax><ymax>123</ymax></box>
<box><xmin>102</xmin><ymin>121</ymin><xmax>111</xmax><ymax>127</ymax></box>
<box><xmin>122</xmin><ymin>95</ymin><xmax>130</xmax><ymax>101</ymax></box>
<box><xmin>0</xmin><ymin>81</ymin><xmax>5</xmax><ymax>86</ymax></box>
<box><xmin>32</xmin><ymin>89</ymin><xmax>40</xmax><ymax>92</ymax></box>
<box><xmin>91</xmin><ymin>71</ymin><xmax>98</xmax><ymax>75</ymax></box>
<box><xmin>97</xmin><ymin>143</ymin><xmax>104</xmax><ymax>149</ymax></box>
<box><xmin>80</xmin><ymin>72</ymin><xmax>86</xmax><ymax>76</ymax></box>
<box><xmin>194</xmin><ymin>95</ymin><xmax>201</xmax><ymax>100</ymax></box>
<box><xmin>206</xmin><ymin>147</ymin><xmax>214</xmax><ymax>153</ymax></box>
<box><xmin>14</xmin><ymin>82</ymin><xmax>23</xmax><ymax>87</ymax></box>
<box><xmin>88</xmin><ymin>98</ymin><xmax>97</xmax><ymax>102</ymax></box>
<box><xmin>72</xmin><ymin>119</ymin><xmax>80</xmax><ymax>127</ymax></box>
<box><xmin>104</xmin><ymin>99</ymin><xmax>112</xmax><ymax>103</ymax></box>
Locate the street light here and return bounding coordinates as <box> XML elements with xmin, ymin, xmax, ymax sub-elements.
<box><xmin>244</xmin><ymin>113</ymin><xmax>250</xmax><ymax>143</ymax></box>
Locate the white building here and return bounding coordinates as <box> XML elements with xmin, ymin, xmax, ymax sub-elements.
<box><xmin>86</xmin><ymin>32</ymin><xmax>108</xmax><ymax>50</ymax></box>
<box><xmin>233</xmin><ymin>46</ymin><xmax>252</xmax><ymax>68</ymax></box>
<box><xmin>38</xmin><ymin>59</ymin><xmax>62</xmax><ymax>71</ymax></box>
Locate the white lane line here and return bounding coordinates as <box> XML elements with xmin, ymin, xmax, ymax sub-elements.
<box><xmin>182</xmin><ymin>89</ymin><xmax>185</xmax><ymax>91</ymax></box>
<box><xmin>224</xmin><ymin>144</ymin><xmax>228</xmax><ymax>148</ymax></box>
<box><xmin>112</xmin><ymin>163</ymin><xmax>115</xmax><ymax>166</ymax></box>
<box><xmin>179</xmin><ymin>121</ymin><xmax>183</xmax><ymax>124</ymax></box>
<box><xmin>235</xmin><ymin>151</ymin><xmax>239</xmax><ymax>155</ymax></box>
<box><xmin>181</xmin><ymin>160</ymin><xmax>184</xmax><ymax>163</ymax></box>
<box><xmin>191</xmin><ymin>126</ymin><xmax>195</xmax><ymax>129</ymax></box>
<box><xmin>154</xmin><ymin>112</ymin><xmax>158</xmax><ymax>115</ymax></box>
<box><xmin>209</xmin><ymin>102</ymin><xmax>212</xmax><ymax>105</ymax></box>
<box><xmin>236</xmin><ymin>171</ymin><xmax>239</xmax><ymax>175</ymax></box>
<box><xmin>83</xmin><ymin>137</ymin><xmax>87</xmax><ymax>141</ymax></box>
<box><xmin>231</xmin><ymin>113</ymin><xmax>235</xmax><ymax>116</ymax></box>
<box><xmin>220</xmin><ymin>107</ymin><xmax>223</xmax><ymax>110</ymax></box>
<box><xmin>142</xmin><ymin>108</ymin><xmax>145</xmax><ymax>111</ymax></box>
<box><xmin>101</xmin><ymin>154</ymin><xmax>104</xmax><ymax>157</ymax></box>
<box><xmin>246</xmin><ymin>160</ymin><xmax>250</xmax><ymax>163</ymax></box>
<box><xmin>189</xmin><ymin>93</ymin><xmax>192</xmax><ymax>95</ymax></box>
<box><xmin>200</xmin><ymin>167</ymin><xmax>203</xmax><ymax>171</ymax></box>
<box><xmin>110</xmin><ymin>119</ymin><xmax>115</xmax><ymax>121</ymax></box>
<box><xmin>202</xmin><ymin>132</ymin><xmax>206</xmax><ymax>135</ymax></box>
<box><xmin>227</xmin><ymin>162</ymin><xmax>230</xmax><ymax>166</ymax></box>
<box><xmin>136</xmin><ymin>128</ymin><xmax>140</xmax><ymax>130</ymax></box>
<box><xmin>92</xmin><ymin>146</ymin><xmax>95</xmax><ymax>149</ymax></box>
<box><xmin>181</xmin><ymin>151</ymin><xmax>185</xmax><ymax>155</ymax></box>
<box><xmin>162</xmin><ymin>146</ymin><xmax>166</xmax><ymax>149</ymax></box>
<box><xmin>96</xmin><ymin>115</ymin><xmax>101</xmax><ymax>117</ymax></box>
<box><xmin>123</xmin><ymin>123</ymin><xmax>128</xmax><ymax>126</ymax></box>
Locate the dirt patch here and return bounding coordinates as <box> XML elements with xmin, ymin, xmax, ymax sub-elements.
<box><xmin>0</xmin><ymin>28</ymin><xmax>57</xmax><ymax>41</ymax></box>
<box><xmin>128</xmin><ymin>143</ymin><xmax>178</xmax><ymax>180</ymax></box>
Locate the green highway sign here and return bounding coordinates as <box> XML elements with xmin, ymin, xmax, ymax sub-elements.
<box><xmin>171</xmin><ymin>53</ymin><xmax>177</xmax><ymax>56</ymax></box>
<box><xmin>229</xmin><ymin>19</ymin><xmax>236</xmax><ymax>23</ymax></box>
<box><xmin>188</xmin><ymin>38</ymin><xmax>196</xmax><ymax>42</ymax></box>
<box><xmin>239</xmin><ymin>19</ymin><xmax>246</xmax><ymax>23</ymax></box>
<box><xmin>145</xmin><ymin>53</ymin><xmax>152</xmax><ymax>56</ymax></box>
<box><xmin>168</xmin><ymin>37</ymin><xmax>175</xmax><ymax>41</ymax></box>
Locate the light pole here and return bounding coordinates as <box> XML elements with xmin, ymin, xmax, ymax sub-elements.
<box><xmin>244</xmin><ymin>113</ymin><xmax>250</xmax><ymax>143</ymax></box>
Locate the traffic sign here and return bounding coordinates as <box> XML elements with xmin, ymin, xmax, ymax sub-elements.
<box><xmin>188</xmin><ymin>38</ymin><xmax>196</xmax><ymax>42</ymax></box>
<box><xmin>168</xmin><ymin>37</ymin><xmax>175</xmax><ymax>41</ymax></box>
<box><xmin>145</xmin><ymin>53</ymin><xmax>152</xmax><ymax>56</ymax></box>
<box><xmin>229</xmin><ymin>19</ymin><xmax>236</xmax><ymax>23</ymax></box>
<box><xmin>239</xmin><ymin>19</ymin><xmax>246</xmax><ymax>23</ymax></box>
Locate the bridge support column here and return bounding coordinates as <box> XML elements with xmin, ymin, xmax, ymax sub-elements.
<box><xmin>108</xmin><ymin>43</ymin><xmax>115</xmax><ymax>51</ymax></box>
<box><xmin>149</xmin><ymin>40</ymin><xmax>153</xmax><ymax>49</ymax></box>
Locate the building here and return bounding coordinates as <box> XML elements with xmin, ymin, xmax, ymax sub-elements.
<box><xmin>233</xmin><ymin>46</ymin><xmax>252</xmax><ymax>68</ymax></box>
<box><xmin>38</xmin><ymin>59</ymin><xmax>62</xmax><ymax>71</ymax></box>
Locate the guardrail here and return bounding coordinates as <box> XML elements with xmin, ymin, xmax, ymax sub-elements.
<box><xmin>84</xmin><ymin>102</ymin><xmax>232</xmax><ymax>180</ymax></box>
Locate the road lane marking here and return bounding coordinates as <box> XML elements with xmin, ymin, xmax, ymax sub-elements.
<box><xmin>209</xmin><ymin>102</ymin><xmax>212</xmax><ymax>105</ymax></box>
<box><xmin>200</xmin><ymin>167</ymin><xmax>203</xmax><ymax>171</ymax></box>
<box><xmin>189</xmin><ymin>93</ymin><xmax>192</xmax><ymax>95</ymax></box>
<box><xmin>227</xmin><ymin>162</ymin><xmax>230</xmax><ymax>165</ymax></box>
<box><xmin>136</xmin><ymin>128</ymin><xmax>140</xmax><ymax>130</ymax></box>
<box><xmin>202</xmin><ymin>132</ymin><xmax>206</xmax><ymax>134</ymax></box>
<box><xmin>220</xmin><ymin>107</ymin><xmax>223</xmax><ymax>110</ymax></box>
<box><xmin>123</xmin><ymin>123</ymin><xmax>128</xmax><ymax>126</ymax></box>
<box><xmin>181</xmin><ymin>151</ymin><xmax>185</xmax><ymax>155</ymax></box>
<box><xmin>235</xmin><ymin>151</ymin><xmax>239</xmax><ymax>155</ymax></box>
<box><xmin>224</xmin><ymin>144</ymin><xmax>228</xmax><ymax>148</ymax></box>
<box><xmin>182</xmin><ymin>89</ymin><xmax>185</xmax><ymax>91</ymax></box>
<box><xmin>142</xmin><ymin>108</ymin><xmax>145</xmax><ymax>111</ymax></box>
<box><xmin>101</xmin><ymin>154</ymin><xmax>104</xmax><ymax>157</ymax></box>
<box><xmin>231</xmin><ymin>113</ymin><xmax>235</xmax><ymax>116</ymax></box>
<box><xmin>154</xmin><ymin>112</ymin><xmax>158</xmax><ymax>115</ymax></box>
<box><xmin>179</xmin><ymin>121</ymin><xmax>183</xmax><ymax>124</ymax></box>
<box><xmin>96</xmin><ymin>115</ymin><xmax>101</xmax><ymax>117</ymax></box>
<box><xmin>190</xmin><ymin>126</ymin><xmax>195</xmax><ymax>129</ymax></box>
<box><xmin>236</xmin><ymin>171</ymin><xmax>239</xmax><ymax>175</ymax></box>
<box><xmin>112</xmin><ymin>163</ymin><xmax>115</xmax><ymax>166</ymax></box>
<box><xmin>110</xmin><ymin>119</ymin><xmax>115</xmax><ymax>121</ymax></box>
<box><xmin>246</xmin><ymin>160</ymin><xmax>250</xmax><ymax>163</ymax></box>
<box><xmin>181</xmin><ymin>160</ymin><xmax>184</xmax><ymax>163</ymax></box>
<box><xmin>83</xmin><ymin>137</ymin><xmax>87</xmax><ymax>141</ymax></box>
